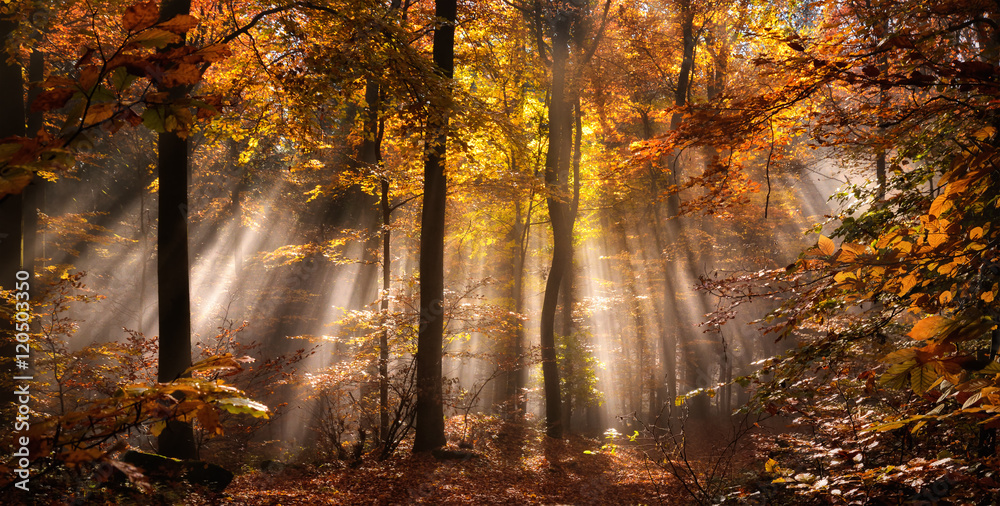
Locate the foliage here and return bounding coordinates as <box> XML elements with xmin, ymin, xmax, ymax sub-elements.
<box><xmin>0</xmin><ymin>0</ymin><xmax>228</xmax><ymax>196</ymax></box>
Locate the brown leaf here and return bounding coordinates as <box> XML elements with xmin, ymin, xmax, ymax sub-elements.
<box><xmin>0</xmin><ymin>166</ymin><xmax>34</xmax><ymax>196</ymax></box>
<box><xmin>123</xmin><ymin>1</ymin><xmax>159</xmax><ymax>32</ymax></box>
<box><xmin>79</xmin><ymin>66</ymin><xmax>102</xmax><ymax>91</ymax></box>
<box><xmin>161</xmin><ymin>63</ymin><xmax>202</xmax><ymax>88</ymax></box>
<box><xmin>158</xmin><ymin>14</ymin><xmax>200</xmax><ymax>34</ymax></box>
<box><xmin>196</xmin><ymin>44</ymin><xmax>232</xmax><ymax>63</ymax></box>
<box><xmin>31</xmin><ymin>88</ymin><xmax>76</xmax><ymax>112</ymax></box>
<box><xmin>818</xmin><ymin>234</ymin><xmax>835</xmax><ymax>256</ymax></box>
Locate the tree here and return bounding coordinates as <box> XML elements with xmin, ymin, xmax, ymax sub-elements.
<box><xmin>522</xmin><ymin>0</ymin><xmax>610</xmax><ymax>439</ymax></box>
<box><xmin>155</xmin><ymin>0</ymin><xmax>196</xmax><ymax>460</ymax></box>
<box><xmin>414</xmin><ymin>0</ymin><xmax>456</xmax><ymax>453</ymax></box>
<box><xmin>0</xmin><ymin>4</ymin><xmax>28</xmax><ymax>428</ymax></box>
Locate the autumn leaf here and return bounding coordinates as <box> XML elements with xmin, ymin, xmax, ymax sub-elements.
<box><xmin>818</xmin><ymin>234</ymin><xmax>835</xmax><ymax>256</ymax></box>
<box><xmin>196</xmin><ymin>44</ymin><xmax>232</xmax><ymax>63</ymax></box>
<box><xmin>216</xmin><ymin>397</ymin><xmax>270</xmax><ymax>418</ymax></box>
<box><xmin>132</xmin><ymin>28</ymin><xmax>181</xmax><ymax>49</ymax></box>
<box><xmin>765</xmin><ymin>458</ymin><xmax>779</xmax><ymax>473</ymax></box>
<box><xmin>929</xmin><ymin>194</ymin><xmax>952</xmax><ymax>218</ymax></box>
<box><xmin>83</xmin><ymin>103</ymin><xmax>116</xmax><ymax>125</ymax></box>
<box><xmin>30</xmin><ymin>88</ymin><xmax>76</xmax><ymax>112</ymax></box>
<box><xmin>158</xmin><ymin>14</ymin><xmax>200</xmax><ymax>34</ymax></box>
<box><xmin>908</xmin><ymin>315</ymin><xmax>950</xmax><ymax>341</ymax></box>
<box><xmin>910</xmin><ymin>363</ymin><xmax>939</xmax><ymax>394</ymax></box>
<box><xmin>122</xmin><ymin>1</ymin><xmax>159</xmax><ymax>32</ymax></box>
<box><xmin>161</xmin><ymin>63</ymin><xmax>202</xmax><ymax>87</ymax></box>
<box><xmin>0</xmin><ymin>166</ymin><xmax>33</xmax><ymax>195</ymax></box>
<box><xmin>196</xmin><ymin>403</ymin><xmax>223</xmax><ymax>436</ymax></box>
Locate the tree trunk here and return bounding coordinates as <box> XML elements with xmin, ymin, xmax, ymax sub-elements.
<box><xmin>0</xmin><ymin>13</ymin><xmax>27</xmax><ymax>427</ymax></box>
<box><xmin>156</xmin><ymin>0</ymin><xmax>196</xmax><ymax>460</ymax></box>
<box><xmin>22</xmin><ymin>50</ymin><xmax>44</xmax><ymax>274</ymax></box>
<box><xmin>666</xmin><ymin>0</ymin><xmax>695</xmax><ymax>217</ymax></box>
<box><xmin>414</xmin><ymin>0</ymin><xmax>456</xmax><ymax>453</ymax></box>
<box><xmin>379</xmin><ymin>174</ymin><xmax>390</xmax><ymax>444</ymax></box>
<box><xmin>559</xmin><ymin>97</ymin><xmax>583</xmax><ymax>431</ymax></box>
<box><xmin>539</xmin><ymin>8</ymin><xmax>575</xmax><ymax>439</ymax></box>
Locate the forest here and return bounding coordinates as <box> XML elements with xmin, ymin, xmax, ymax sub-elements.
<box><xmin>1</xmin><ymin>0</ymin><xmax>1000</xmax><ymax>503</ymax></box>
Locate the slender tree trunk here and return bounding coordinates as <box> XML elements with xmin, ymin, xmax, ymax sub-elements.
<box><xmin>156</xmin><ymin>0</ymin><xmax>196</xmax><ymax>460</ymax></box>
<box><xmin>380</xmin><ymin>174</ymin><xmax>391</xmax><ymax>444</ymax></box>
<box><xmin>360</xmin><ymin>74</ymin><xmax>391</xmax><ymax>444</ymax></box>
<box><xmin>414</xmin><ymin>0</ymin><xmax>456</xmax><ymax>453</ymax></box>
<box><xmin>539</xmin><ymin>8</ymin><xmax>575</xmax><ymax>439</ymax></box>
<box><xmin>559</xmin><ymin>97</ymin><xmax>583</xmax><ymax>431</ymax></box>
<box><xmin>667</xmin><ymin>0</ymin><xmax>695</xmax><ymax>217</ymax></box>
<box><xmin>506</xmin><ymin>191</ymin><xmax>532</xmax><ymax>418</ymax></box>
<box><xmin>20</xmin><ymin>49</ymin><xmax>43</xmax><ymax>276</ymax></box>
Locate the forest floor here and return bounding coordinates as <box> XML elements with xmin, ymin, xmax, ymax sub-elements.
<box><xmin>217</xmin><ymin>416</ymin><xmax>697</xmax><ymax>505</ymax></box>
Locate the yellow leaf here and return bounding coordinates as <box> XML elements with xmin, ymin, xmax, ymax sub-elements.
<box><xmin>765</xmin><ymin>458</ymin><xmax>779</xmax><ymax>473</ymax></box>
<box><xmin>970</xmin><ymin>227</ymin><xmax>984</xmax><ymax>240</ymax></box>
<box><xmin>818</xmin><ymin>235</ymin><xmax>835</xmax><ymax>256</ymax></box>
<box><xmin>911</xmin><ymin>364</ymin><xmax>939</xmax><ymax>394</ymax></box>
<box><xmin>834</xmin><ymin>271</ymin><xmax>855</xmax><ymax>283</ymax></box>
<box><xmin>973</xmin><ymin>126</ymin><xmax>995</xmax><ymax>140</ymax></box>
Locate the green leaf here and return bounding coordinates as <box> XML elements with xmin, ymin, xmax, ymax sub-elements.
<box><xmin>216</xmin><ymin>397</ymin><xmax>269</xmax><ymax>418</ymax></box>
<box><xmin>142</xmin><ymin>106</ymin><xmax>166</xmax><ymax>132</ymax></box>
<box><xmin>111</xmin><ymin>66</ymin><xmax>139</xmax><ymax>92</ymax></box>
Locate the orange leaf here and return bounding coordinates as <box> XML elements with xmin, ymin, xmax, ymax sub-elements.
<box><xmin>929</xmin><ymin>194</ymin><xmax>952</xmax><ymax>218</ymax></box>
<box><xmin>818</xmin><ymin>235</ymin><xmax>835</xmax><ymax>256</ymax></box>
<box><xmin>908</xmin><ymin>315</ymin><xmax>949</xmax><ymax>341</ymax></box>
<box><xmin>899</xmin><ymin>274</ymin><xmax>918</xmax><ymax>296</ymax></box>
<box><xmin>927</xmin><ymin>232</ymin><xmax>947</xmax><ymax>248</ymax></box>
